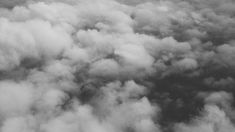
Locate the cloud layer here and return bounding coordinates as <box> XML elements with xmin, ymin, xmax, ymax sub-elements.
<box><xmin>0</xmin><ymin>0</ymin><xmax>235</xmax><ymax>132</ymax></box>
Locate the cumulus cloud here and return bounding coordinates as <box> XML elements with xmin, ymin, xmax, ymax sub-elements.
<box><xmin>174</xmin><ymin>104</ymin><xmax>235</xmax><ymax>132</ymax></box>
<box><xmin>0</xmin><ymin>0</ymin><xmax>234</xmax><ymax>132</ymax></box>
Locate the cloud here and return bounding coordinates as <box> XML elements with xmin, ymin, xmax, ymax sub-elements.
<box><xmin>174</xmin><ymin>105</ymin><xmax>235</xmax><ymax>132</ymax></box>
<box><xmin>0</xmin><ymin>0</ymin><xmax>234</xmax><ymax>132</ymax></box>
<box><xmin>0</xmin><ymin>81</ymin><xmax>34</xmax><ymax>117</ymax></box>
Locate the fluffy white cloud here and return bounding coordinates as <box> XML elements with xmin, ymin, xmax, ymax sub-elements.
<box><xmin>0</xmin><ymin>0</ymin><xmax>234</xmax><ymax>132</ymax></box>
<box><xmin>0</xmin><ymin>81</ymin><xmax>34</xmax><ymax>117</ymax></box>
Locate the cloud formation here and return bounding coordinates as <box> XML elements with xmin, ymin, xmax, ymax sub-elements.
<box><xmin>0</xmin><ymin>0</ymin><xmax>235</xmax><ymax>132</ymax></box>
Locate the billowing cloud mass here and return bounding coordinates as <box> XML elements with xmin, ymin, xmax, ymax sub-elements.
<box><xmin>0</xmin><ymin>0</ymin><xmax>234</xmax><ymax>132</ymax></box>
